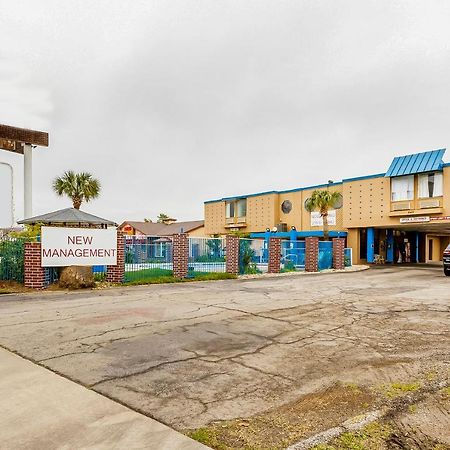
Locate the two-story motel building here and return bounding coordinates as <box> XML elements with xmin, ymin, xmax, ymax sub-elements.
<box><xmin>204</xmin><ymin>149</ymin><xmax>450</xmax><ymax>264</ymax></box>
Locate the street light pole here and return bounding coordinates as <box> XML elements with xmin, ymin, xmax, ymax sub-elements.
<box><xmin>0</xmin><ymin>161</ymin><xmax>15</xmax><ymax>227</ymax></box>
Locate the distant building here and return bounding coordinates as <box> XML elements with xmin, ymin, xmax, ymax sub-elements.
<box><xmin>119</xmin><ymin>220</ymin><xmax>205</xmax><ymax>238</ymax></box>
<box><xmin>204</xmin><ymin>149</ymin><xmax>450</xmax><ymax>264</ymax></box>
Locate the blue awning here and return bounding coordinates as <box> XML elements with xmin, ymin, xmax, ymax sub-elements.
<box><xmin>385</xmin><ymin>149</ymin><xmax>445</xmax><ymax>177</ymax></box>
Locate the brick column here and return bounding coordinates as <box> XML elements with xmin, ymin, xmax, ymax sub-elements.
<box><xmin>268</xmin><ymin>237</ymin><xmax>282</xmax><ymax>273</ymax></box>
<box><xmin>332</xmin><ymin>238</ymin><xmax>346</xmax><ymax>270</ymax></box>
<box><xmin>172</xmin><ymin>233</ymin><xmax>189</xmax><ymax>278</ymax></box>
<box><xmin>24</xmin><ymin>242</ymin><xmax>47</xmax><ymax>289</ymax></box>
<box><xmin>225</xmin><ymin>235</ymin><xmax>240</xmax><ymax>274</ymax></box>
<box><xmin>107</xmin><ymin>232</ymin><xmax>125</xmax><ymax>283</ymax></box>
<box><xmin>305</xmin><ymin>237</ymin><xmax>319</xmax><ymax>272</ymax></box>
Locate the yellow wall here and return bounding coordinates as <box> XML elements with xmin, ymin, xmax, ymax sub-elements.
<box><xmin>204</xmin><ymin>167</ymin><xmax>450</xmax><ymax>242</ymax></box>
<box><xmin>187</xmin><ymin>226</ymin><xmax>207</xmax><ymax>237</ymax></box>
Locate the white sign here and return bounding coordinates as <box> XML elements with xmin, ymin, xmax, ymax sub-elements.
<box><xmin>399</xmin><ymin>216</ymin><xmax>430</xmax><ymax>224</ymax></box>
<box><xmin>41</xmin><ymin>227</ymin><xmax>117</xmax><ymax>267</ymax></box>
<box><xmin>311</xmin><ymin>210</ymin><xmax>336</xmax><ymax>227</ymax></box>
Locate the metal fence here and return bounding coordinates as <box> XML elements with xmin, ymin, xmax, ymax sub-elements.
<box><xmin>281</xmin><ymin>240</ymin><xmax>305</xmax><ymax>272</ymax></box>
<box><xmin>0</xmin><ymin>236</ymin><xmax>26</xmax><ymax>283</ymax></box>
<box><xmin>124</xmin><ymin>237</ymin><xmax>173</xmax><ymax>282</ymax></box>
<box><xmin>318</xmin><ymin>241</ymin><xmax>333</xmax><ymax>270</ymax></box>
<box><xmin>188</xmin><ymin>237</ymin><xmax>226</xmax><ymax>276</ymax></box>
<box><xmin>239</xmin><ymin>238</ymin><xmax>267</xmax><ymax>274</ymax></box>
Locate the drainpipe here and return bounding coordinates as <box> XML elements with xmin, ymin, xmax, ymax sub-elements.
<box><xmin>0</xmin><ymin>161</ymin><xmax>15</xmax><ymax>227</ymax></box>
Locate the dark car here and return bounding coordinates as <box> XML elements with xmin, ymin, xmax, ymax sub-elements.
<box><xmin>444</xmin><ymin>244</ymin><xmax>450</xmax><ymax>276</ymax></box>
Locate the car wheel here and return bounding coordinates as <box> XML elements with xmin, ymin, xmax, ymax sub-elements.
<box><xmin>445</xmin><ymin>268</ymin><xmax>450</xmax><ymax>276</ymax></box>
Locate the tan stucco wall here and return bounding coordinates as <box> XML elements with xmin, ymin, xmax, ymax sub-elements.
<box><xmin>204</xmin><ymin>166</ymin><xmax>450</xmax><ymax>244</ymax></box>
<box><xmin>187</xmin><ymin>226</ymin><xmax>207</xmax><ymax>237</ymax></box>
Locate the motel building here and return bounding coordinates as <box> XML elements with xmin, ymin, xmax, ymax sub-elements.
<box><xmin>204</xmin><ymin>149</ymin><xmax>450</xmax><ymax>265</ymax></box>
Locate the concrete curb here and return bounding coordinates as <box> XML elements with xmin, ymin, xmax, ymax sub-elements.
<box><xmin>239</xmin><ymin>265</ymin><xmax>370</xmax><ymax>280</ymax></box>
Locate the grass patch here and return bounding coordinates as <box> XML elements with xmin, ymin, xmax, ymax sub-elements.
<box><xmin>124</xmin><ymin>268</ymin><xmax>236</xmax><ymax>286</ymax></box>
<box><xmin>312</xmin><ymin>422</ymin><xmax>392</xmax><ymax>450</ymax></box>
<box><xmin>379</xmin><ymin>381</ymin><xmax>421</xmax><ymax>399</ymax></box>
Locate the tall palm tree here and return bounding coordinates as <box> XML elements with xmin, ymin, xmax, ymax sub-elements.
<box><xmin>53</xmin><ymin>171</ymin><xmax>101</xmax><ymax>209</ymax></box>
<box><xmin>304</xmin><ymin>189</ymin><xmax>342</xmax><ymax>241</ymax></box>
<box><xmin>157</xmin><ymin>213</ymin><xmax>171</xmax><ymax>223</ymax></box>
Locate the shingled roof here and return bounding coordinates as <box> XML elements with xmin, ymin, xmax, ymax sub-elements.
<box><xmin>18</xmin><ymin>208</ymin><xmax>117</xmax><ymax>226</ymax></box>
<box><xmin>120</xmin><ymin>220</ymin><xmax>204</xmax><ymax>236</ymax></box>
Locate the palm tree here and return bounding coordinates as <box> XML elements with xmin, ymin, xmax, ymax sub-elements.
<box><xmin>53</xmin><ymin>171</ymin><xmax>101</xmax><ymax>209</ymax></box>
<box><xmin>304</xmin><ymin>189</ymin><xmax>342</xmax><ymax>241</ymax></box>
<box><xmin>157</xmin><ymin>213</ymin><xmax>171</xmax><ymax>223</ymax></box>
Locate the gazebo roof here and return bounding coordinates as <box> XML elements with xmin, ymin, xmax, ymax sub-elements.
<box><xmin>18</xmin><ymin>207</ymin><xmax>117</xmax><ymax>226</ymax></box>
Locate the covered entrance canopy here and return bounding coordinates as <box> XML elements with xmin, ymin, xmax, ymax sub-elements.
<box><xmin>362</xmin><ymin>221</ymin><xmax>450</xmax><ymax>264</ymax></box>
<box><xmin>0</xmin><ymin>124</ymin><xmax>49</xmax><ymax>220</ymax></box>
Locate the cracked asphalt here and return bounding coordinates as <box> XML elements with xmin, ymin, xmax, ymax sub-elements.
<box><xmin>0</xmin><ymin>266</ymin><xmax>448</xmax><ymax>433</ymax></box>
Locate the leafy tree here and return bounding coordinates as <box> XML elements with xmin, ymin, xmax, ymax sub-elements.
<box><xmin>9</xmin><ymin>223</ymin><xmax>42</xmax><ymax>240</ymax></box>
<box><xmin>53</xmin><ymin>171</ymin><xmax>101</xmax><ymax>209</ymax></box>
<box><xmin>304</xmin><ymin>189</ymin><xmax>342</xmax><ymax>241</ymax></box>
<box><xmin>144</xmin><ymin>218</ymin><xmax>153</xmax><ymax>223</ymax></box>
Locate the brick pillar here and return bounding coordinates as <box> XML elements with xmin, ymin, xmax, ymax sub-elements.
<box><xmin>268</xmin><ymin>237</ymin><xmax>282</xmax><ymax>273</ymax></box>
<box><xmin>333</xmin><ymin>238</ymin><xmax>346</xmax><ymax>270</ymax></box>
<box><xmin>173</xmin><ymin>233</ymin><xmax>189</xmax><ymax>278</ymax></box>
<box><xmin>225</xmin><ymin>235</ymin><xmax>240</xmax><ymax>274</ymax></box>
<box><xmin>24</xmin><ymin>242</ymin><xmax>47</xmax><ymax>289</ymax></box>
<box><xmin>305</xmin><ymin>237</ymin><xmax>319</xmax><ymax>272</ymax></box>
<box><xmin>107</xmin><ymin>232</ymin><xmax>125</xmax><ymax>283</ymax></box>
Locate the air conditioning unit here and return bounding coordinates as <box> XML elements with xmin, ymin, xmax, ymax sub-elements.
<box><xmin>419</xmin><ymin>199</ymin><xmax>440</xmax><ymax>209</ymax></box>
<box><xmin>392</xmin><ymin>202</ymin><xmax>411</xmax><ymax>211</ymax></box>
<box><xmin>276</xmin><ymin>223</ymin><xmax>288</xmax><ymax>232</ymax></box>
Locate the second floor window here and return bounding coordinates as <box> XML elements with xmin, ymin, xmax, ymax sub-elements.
<box><xmin>226</xmin><ymin>199</ymin><xmax>247</xmax><ymax>218</ymax></box>
<box><xmin>418</xmin><ymin>172</ymin><xmax>443</xmax><ymax>198</ymax></box>
<box><xmin>391</xmin><ymin>175</ymin><xmax>414</xmax><ymax>201</ymax></box>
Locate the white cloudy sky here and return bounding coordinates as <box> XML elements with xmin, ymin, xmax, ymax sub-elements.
<box><xmin>1</xmin><ymin>0</ymin><xmax>450</xmax><ymax>227</ymax></box>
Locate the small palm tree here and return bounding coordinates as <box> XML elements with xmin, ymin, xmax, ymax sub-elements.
<box><xmin>157</xmin><ymin>213</ymin><xmax>171</xmax><ymax>223</ymax></box>
<box><xmin>305</xmin><ymin>189</ymin><xmax>342</xmax><ymax>241</ymax></box>
<box><xmin>53</xmin><ymin>171</ymin><xmax>101</xmax><ymax>209</ymax></box>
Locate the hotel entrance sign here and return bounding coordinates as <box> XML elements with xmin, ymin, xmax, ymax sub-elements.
<box><xmin>399</xmin><ymin>216</ymin><xmax>430</xmax><ymax>224</ymax></box>
<box><xmin>41</xmin><ymin>227</ymin><xmax>117</xmax><ymax>267</ymax></box>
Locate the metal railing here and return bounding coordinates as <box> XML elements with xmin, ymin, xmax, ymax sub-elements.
<box><xmin>0</xmin><ymin>236</ymin><xmax>26</xmax><ymax>283</ymax></box>
<box><xmin>239</xmin><ymin>238</ymin><xmax>266</xmax><ymax>274</ymax></box>
<box><xmin>188</xmin><ymin>237</ymin><xmax>226</xmax><ymax>275</ymax></box>
<box><xmin>281</xmin><ymin>240</ymin><xmax>305</xmax><ymax>271</ymax></box>
<box><xmin>124</xmin><ymin>237</ymin><xmax>173</xmax><ymax>282</ymax></box>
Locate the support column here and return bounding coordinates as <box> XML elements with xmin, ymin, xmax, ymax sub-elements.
<box><xmin>415</xmin><ymin>231</ymin><xmax>420</xmax><ymax>263</ymax></box>
<box><xmin>106</xmin><ymin>232</ymin><xmax>125</xmax><ymax>283</ymax></box>
<box><xmin>386</xmin><ymin>229</ymin><xmax>394</xmax><ymax>263</ymax></box>
<box><xmin>367</xmin><ymin>227</ymin><xmax>375</xmax><ymax>263</ymax></box>
<box><xmin>24</xmin><ymin>143</ymin><xmax>33</xmax><ymax>218</ymax></box>
<box><xmin>332</xmin><ymin>238</ymin><xmax>345</xmax><ymax>270</ymax></box>
<box><xmin>305</xmin><ymin>237</ymin><xmax>319</xmax><ymax>272</ymax></box>
<box><xmin>225</xmin><ymin>235</ymin><xmax>240</xmax><ymax>274</ymax></box>
<box><xmin>24</xmin><ymin>242</ymin><xmax>47</xmax><ymax>289</ymax></box>
<box><xmin>172</xmin><ymin>233</ymin><xmax>189</xmax><ymax>278</ymax></box>
<box><xmin>268</xmin><ymin>237</ymin><xmax>282</xmax><ymax>273</ymax></box>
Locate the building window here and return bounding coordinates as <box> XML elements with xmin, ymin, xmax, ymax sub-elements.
<box><xmin>226</xmin><ymin>199</ymin><xmax>247</xmax><ymax>219</ymax></box>
<box><xmin>225</xmin><ymin>201</ymin><xmax>234</xmax><ymax>218</ymax></box>
<box><xmin>154</xmin><ymin>243</ymin><xmax>164</xmax><ymax>258</ymax></box>
<box><xmin>418</xmin><ymin>172</ymin><xmax>443</xmax><ymax>198</ymax></box>
<box><xmin>391</xmin><ymin>175</ymin><xmax>414</xmax><ymax>201</ymax></box>
<box><xmin>281</xmin><ymin>200</ymin><xmax>292</xmax><ymax>214</ymax></box>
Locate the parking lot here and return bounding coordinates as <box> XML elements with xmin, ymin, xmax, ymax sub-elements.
<box><xmin>0</xmin><ymin>266</ymin><xmax>449</xmax><ymax>448</ymax></box>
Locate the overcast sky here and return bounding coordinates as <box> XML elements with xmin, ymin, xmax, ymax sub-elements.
<box><xmin>1</xmin><ymin>0</ymin><xmax>450</xmax><ymax>227</ymax></box>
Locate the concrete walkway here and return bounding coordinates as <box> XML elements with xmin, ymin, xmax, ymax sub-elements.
<box><xmin>0</xmin><ymin>348</ymin><xmax>207</xmax><ymax>450</ymax></box>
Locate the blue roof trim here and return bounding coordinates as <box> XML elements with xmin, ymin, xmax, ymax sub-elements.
<box><xmin>342</xmin><ymin>173</ymin><xmax>385</xmax><ymax>183</ymax></box>
<box><xmin>250</xmin><ymin>230</ymin><xmax>348</xmax><ymax>238</ymax></box>
<box><xmin>385</xmin><ymin>149</ymin><xmax>446</xmax><ymax>177</ymax></box>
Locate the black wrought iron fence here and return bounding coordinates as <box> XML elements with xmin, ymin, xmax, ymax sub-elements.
<box><xmin>0</xmin><ymin>237</ymin><xmax>27</xmax><ymax>283</ymax></box>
